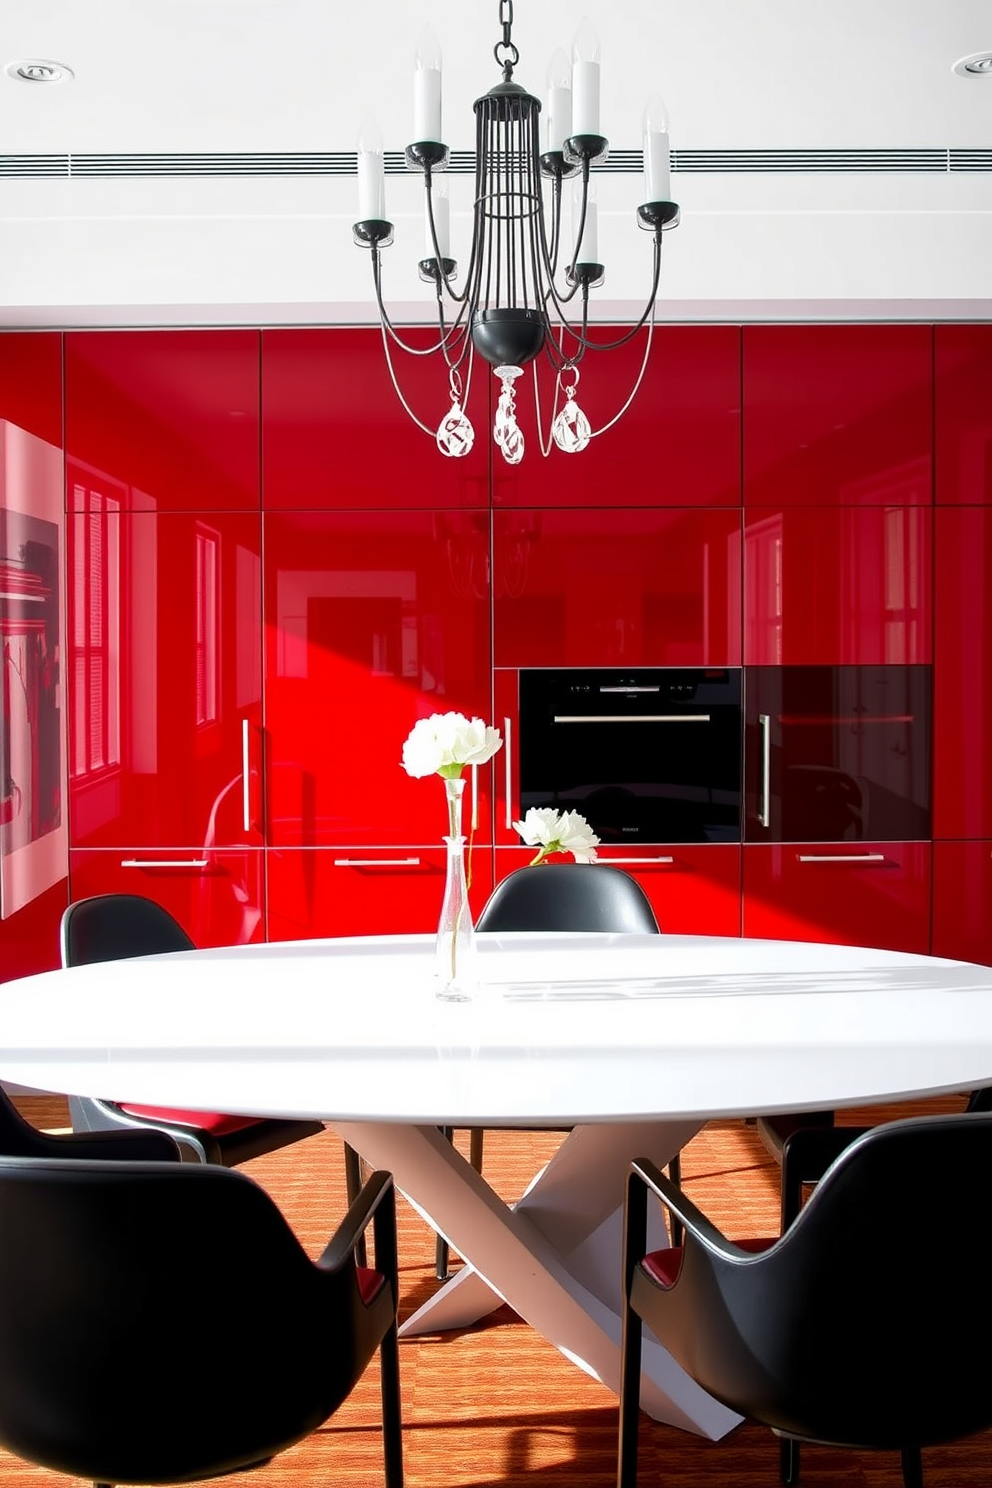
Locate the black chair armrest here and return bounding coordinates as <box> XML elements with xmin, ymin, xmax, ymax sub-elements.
<box><xmin>318</xmin><ymin>1170</ymin><xmax>398</xmax><ymax>1292</ymax></box>
<box><xmin>627</xmin><ymin>1157</ymin><xmax>746</xmax><ymax>1260</ymax></box>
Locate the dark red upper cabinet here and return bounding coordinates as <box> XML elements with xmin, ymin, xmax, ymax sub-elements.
<box><xmin>935</xmin><ymin>325</ymin><xmax>992</xmax><ymax>505</ymax></box>
<box><xmin>743</xmin><ymin>326</ymin><xmax>933</xmax><ymax>507</ymax></box>
<box><xmin>491</xmin><ymin>325</ymin><xmax>742</xmax><ymax>509</ymax></box>
<box><xmin>0</xmin><ymin>332</ymin><xmax>63</xmax><ymax>447</ymax></box>
<box><xmin>65</xmin><ymin>331</ymin><xmax>261</xmax><ymax>512</ymax></box>
<box><xmin>261</xmin><ymin>329</ymin><xmax>489</xmax><ymax>510</ymax></box>
<box><xmin>933</xmin><ymin>506</ymin><xmax>992</xmax><ymax>838</ymax></box>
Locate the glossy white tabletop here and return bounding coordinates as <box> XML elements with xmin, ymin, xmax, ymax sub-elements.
<box><xmin>2</xmin><ymin>932</ymin><xmax>992</xmax><ymax>1125</ymax></box>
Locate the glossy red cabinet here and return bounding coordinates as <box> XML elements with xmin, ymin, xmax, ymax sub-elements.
<box><xmin>931</xmin><ymin>842</ymin><xmax>992</xmax><ymax>966</ymax></box>
<box><xmin>68</xmin><ymin>849</ymin><xmax>265</xmax><ymax>946</ymax></box>
<box><xmin>933</xmin><ymin>507</ymin><xmax>992</xmax><ymax>838</ymax></box>
<box><xmin>65</xmin><ymin>331</ymin><xmax>261</xmax><ymax>512</ymax></box>
<box><xmin>0</xmin><ymin>332</ymin><xmax>63</xmax><ymax>447</ymax></box>
<box><xmin>742</xmin><ymin>842</ymin><xmax>931</xmax><ymax>952</ymax></box>
<box><xmin>66</xmin><ymin>508</ymin><xmax>264</xmax><ymax>849</ymax></box>
<box><xmin>262</xmin><ymin>511</ymin><xmax>494</xmax><ymax>847</ymax></box>
<box><xmin>491</xmin><ymin>325</ymin><xmax>742</xmax><ymax>509</ymax></box>
<box><xmin>935</xmin><ymin>325</ymin><xmax>992</xmax><ymax>505</ymax></box>
<box><xmin>743</xmin><ymin>325</ymin><xmax>933</xmax><ymax>507</ymax></box>
<box><xmin>266</xmin><ymin>846</ymin><xmax>494</xmax><ymax>941</ymax></box>
<box><xmin>493</xmin><ymin>508</ymin><xmax>742</xmax><ymax>668</ymax></box>
<box><xmin>261</xmin><ymin>329</ymin><xmax>489</xmax><ymax>510</ymax></box>
<box><xmin>744</xmin><ymin>506</ymin><xmax>931</xmax><ymax>665</ymax></box>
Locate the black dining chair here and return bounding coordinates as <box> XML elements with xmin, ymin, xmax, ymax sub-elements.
<box><xmin>433</xmin><ymin>863</ymin><xmax>668</xmax><ymax>1280</ymax></box>
<box><xmin>619</xmin><ymin>1111</ymin><xmax>992</xmax><ymax>1488</ymax></box>
<box><xmin>59</xmin><ymin>892</ymin><xmax>363</xmax><ymax>1198</ymax></box>
<box><xmin>0</xmin><ymin>1155</ymin><xmax>402</xmax><ymax>1488</ymax></box>
<box><xmin>0</xmin><ymin>1081</ymin><xmax>183</xmax><ymax>1163</ymax></box>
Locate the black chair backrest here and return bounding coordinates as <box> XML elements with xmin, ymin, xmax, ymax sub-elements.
<box><xmin>61</xmin><ymin>893</ymin><xmax>195</xmax><ymax>966</ymax></box>
<box><xmin>476</xmin><ymin>863</ymin><xmax>660</xmax><ymax>934</ymax></box>
<box><xmin>660</xmin><ymin>1111</ymin><xmax>992</xmax><ymax>1449</ymax></box>
<box><xmin>0</xmin><ymin>1156</ymin><xmax>378</xmax><ymax>1484</ymax></box>
<box><xmin>0</xmin><ymin>1086</ymin><xmax>181</xmax><ymax>1162</ymax></box>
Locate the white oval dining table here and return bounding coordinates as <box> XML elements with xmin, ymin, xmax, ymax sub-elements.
<box><xmin>3</xmin><ymin>930</ymin><xmax>992</xmax><ymax>1440</ymax></box>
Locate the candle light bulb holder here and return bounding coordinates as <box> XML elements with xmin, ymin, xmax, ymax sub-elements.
<box><xmin>562</xmin><ymin>133</ymin><xmax>609</xmax><ymax>169</ymax></box>
<box><xmin>353</xmin><ymin>218</ymin><xmax>395</xmax><ymax>249</ymax></box>
<box><xmin>539</xmin><ymin>149</ymin><xmax>582</xmax><ymax>182</ymax></box>
<box><xmin>637</xmin><ymin>200</ymin><xmax>680</xmax><ymax>233</ymax></box>
<box><xmin>419</xmin><ymin>256</ymin><xmax>458</xmax><ymax>284</ymax></box>
<box><xmin>405</xmin><ymin>140</ymin><xmax>451</xmax><ymax>172</ymax></box>
<box><xmin>566</xmin><ymin>261</ymin><xmax>605</xmax><ymax>290</ymax></box>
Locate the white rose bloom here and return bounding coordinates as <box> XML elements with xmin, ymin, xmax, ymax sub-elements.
<box><xmin>513</xmin><ymin>807</ymin><xmax>561</xmax><ymax>848</ymax></box>
<box><xmin>555</xmin><ymin>809</ymin><xmax>600</xmax><ymax>863</ymax></box>
<box><xmin>513</xmin><ymin>807</ymin><xmax>600</xmax><ymax>864</ymax></box>
<box><xmin>402</xmin><ymin>712</ymin><xmax>502</xmax><ymax>777</ymax></box>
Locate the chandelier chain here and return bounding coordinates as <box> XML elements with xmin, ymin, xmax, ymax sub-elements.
<box><xmin>494</xmin><ymin>0</ymin><xmax>519</xmax><ymax>79</ymax></box>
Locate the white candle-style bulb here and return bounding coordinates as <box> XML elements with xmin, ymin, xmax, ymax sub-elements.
<box><xmin>545</xmin><ymin>47</ymin><xmax>572</xmax><ymax>152</ymax></box>
<box><xmin>356</xmin><ymin>116</ymin><xmax>385</xmax><ymax>221</ymax></box>
<box><xmin>642</xmin><ymin>93</ymin><xmax>671</xmax><ymax>203</ymax></box>
<box><xmin>573</xmin><ymin>182</ymin><xmax>599</xmax><ymax>262</ymax></box>
<box><xmin>425</xmin><ymin>178</ymin><xmax>450</xmax><ymax>258</ymax></box>
<box><xmin>571</xmin><ymin>17</ymin><xmax>601</xmax><ymax>136</ymax></box>
<box><xmin>414</xmin><ymin>25</ymin><xmax>443</xmax><ymax>142</ymax></box>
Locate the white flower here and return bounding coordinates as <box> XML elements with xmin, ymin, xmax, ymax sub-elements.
<box><xmin>512</xmin><ymin>807</ymin><xmax>600</xmax><ymax>865</ymax></box>
<box><xmin>401</xmin><ymin>711</ymin><xmax>503</xmax><ymax>780</ymax></box>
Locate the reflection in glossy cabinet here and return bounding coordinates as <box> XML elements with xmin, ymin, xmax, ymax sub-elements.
<box><xmin>935</xmin><ymin>325</ymin><xmax>992</xmax><ymax>504</ymax></box>
<box><xmin>491</xmin><ymin>325</ymin><xmax>742</xmax><ymax>509</ymax></box>
<box><xmin>266</xmin><ymin>847</ymin><xmax>494</xmax><ymax>941</ymax></box>
<box><xmin>742</xmin><ymin>842</ymin><xmax>931</xmax><ymax>952</ymax></box>
<box><xmin>0</xmin><ymin>332</ymin><xmax>63</xmax><ymax>447</ymax></box>
<box><xmin>263</xmin><ymin>511</ymin><xmax>493</xmax><ymax>847</ymax></box>
<box><xmin>744</xmin><ymin>507</ymin><xmax>932</xmax><ymax>665</ymax></box>
<box><xmin>261</xmin><ymin>328</ymin><xmax>489</xmax><ymax>510</ymax></box>
<box><xmin>934</xmin><ymin>508</ymin><xmax>992</xmax><ymax>838</ymax></box>
<box><xmin>493</xmin><ymin>508</ymin><xmax>742</xmax><ymax>668</ymax></box>
<box><xmin>65</xmin><ymin>331</ymin><xmax>261</xmax><ymax>512</ymax></box>
<box><xmin>743</xmin><ymin>325</ymin><xmax>932</xmax><ymax>507</ymax></box>
<box><xmin>66</xmin><ymin>508</ymin><xmax>263</xmax><ymax>849</ymax></box>
<box><xmin>68</xmin><ymin>850</ymin><xmax>265</xmax><ymax>947</ymax></box>
<box><xmin>932</xmin><ymin>842</ymin><xmax>992</xmax><ymax>966</ymax></box>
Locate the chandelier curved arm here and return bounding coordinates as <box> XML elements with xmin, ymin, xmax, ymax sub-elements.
<box><xmin>370</xmin><ymin>250</ymin><xmax>470</xmax><ymax>359</ymax></box>
<box><xmin>588</xmin><ymin>306</ymin><xmax>656</xmax><ymax>439</ymax></box>
<box><xmin>377</xmin><ymin>317</ymin><xmax>478</xmax><ymax>441</ymax></box>
<box><xmin>543</xmin><ymin>232</ymin><xmax>663</xmax><ymax>360</ymax></box>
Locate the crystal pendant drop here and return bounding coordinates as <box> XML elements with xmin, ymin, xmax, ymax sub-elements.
<box><xmin>551</xmin><ymin>383</ymin><xmax>592</xmax><ymax>453</ymax></box>
<box><xmin>493</xmin><ymin>365</ymin><xmax>525</xmax><ymax>466</ymax></box>
<box><xmin>436</xmin><ymin>400</ymin><xmax>475</xmax><ymax>458</ymax></box>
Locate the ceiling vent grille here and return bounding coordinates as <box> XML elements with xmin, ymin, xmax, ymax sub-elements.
<box><xmin>0</xmin><ymin>147</ymin><xmax>989</xmax><ymax>179</ymax></box>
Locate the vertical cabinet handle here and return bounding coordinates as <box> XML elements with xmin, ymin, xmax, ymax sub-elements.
<box><xmin>242</xmin><ymin>718</ymin><xmax>251</xmax><ymax>833</ymax></box>
<box><xmin>471</xmin><ymin>763</ymin><xmax>479</xmax><ymax>832</ymax></box>
<box><xmin>758</xmin><ymin>713</ymin><xmax>771</xmax><ymax>828</ymax></box>
<box><xmin>504</xmin><ymin>715</ymin><xmax>514</xmax><ymax>831</ymax></box>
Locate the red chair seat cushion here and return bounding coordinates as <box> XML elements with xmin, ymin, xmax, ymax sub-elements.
<box><xmin>356</xmin><ymin>1267</ymin><xmax>386</xmax><ymax>1305</ymax></box>
<box><xmin>642</xmin><ymin>1235</ymin><xmax>774</xmax><ymax>1287</ymax></box>
<box><xmin>119</xmin><ymin>1104</ymin><xmax>261</xmax><ymax>1136</ymax></box>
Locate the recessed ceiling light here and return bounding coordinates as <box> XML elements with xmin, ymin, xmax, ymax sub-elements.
<box><xmin>952</xmin><ymin>51</ymin><xmax>992</xmax><ymax>76</ymax></box>
<box><xmin>3</xmin><ymin>58</ymin><xmax>74</xmax><ymax>84</ymax></box>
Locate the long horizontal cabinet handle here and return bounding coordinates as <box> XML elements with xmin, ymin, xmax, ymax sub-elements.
<box><xmin>553</xmin><ymin>714</ymin><xmax>712</xmax><ymax>724</ymax></box>
<box><xmin>795</xmin><ymin>853</ymin><xmax>887</xmax><ymax>864</ymax></box>
<box><xmin>332</xmin><ymin>857</ymin><xmax>422</xmax><ymax>867</ymax></box>
<box><xmin>120</xmin><ymin>858</ymin><xmax>209</xmax><ymax>868</ymax></box>
<box><xmin>601</xmin><ymin>856</ymin><xmax>676</xmax><ymax>865</ymax></box>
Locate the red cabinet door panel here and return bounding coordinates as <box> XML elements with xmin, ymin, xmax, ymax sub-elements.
<box><xmin>934</xmin><ymin>507</ymin><xmax>992</xmax><ymax>838</ymax></box>
<box><xmin>266</xmin><ymin>846</ymin><xmax>494</xmax><ymax>941</ymax></box>
<box><xmin>493</xmin><ymin>508</ymin><xmax>742</xmax><ymax>668</ymax></box>
<box><xmin>492</xmin><ymin>845</ymin><xmax>741</xmax><ymax>938</ymax></box>
<box><xmin>261</xmin><ymin>329</ymin><xmax>489</xmax><ymax>510</ymax></box>
<box><xmin>67</xmin><ymin>510</ymin><xmax>263</xmax><ymax>849</ymax></box>
<box><xmin>491</xmin><ymin>325</ymin><xmax>742</xmax><ymax>510</ymax></box>
<box><xmin>263</xmin><ymin>511</ymin><xmax>494</xmax><ymax>846</ymax></box>
<box><xmin>0</xmin><ymin>879</ymin><xmax>68</xmax><ymax>983</ymax></box>
<box><xmin>68</xmin><ymin>849</ymin><xmax>265</xmax><ymax>947</ymax></box>
<box><xmin>742</xmin><ymin>842</ymin><xmax>931</xmax><ymax>952</ymax></box>
<box><xmin>743</xmin><ymin>325</ymin><xmax>933</xmax><ymax>507</ymax></box>
<box><xmin>744</xmin><ymin>506</ymin><xmax>932</xmax><ymax>665</ymax></box>
<box><xmin>0</xmin><ymin>332</ymin><xmax>63</xmax><ymax>447</ymax></box>
<box><xmin>932</xmin><ymin>842</ymin><xmax>992</xmax><ymax>966</ymax></box>
<box><xmin>66</xmin><ymin>331</ymin><xmax>261</xmax><ymax>512</ymax></box>
<box><xmin>935</xmin><ymin>325</ymin><xmax>992</xmax><ymax>505</ymax></box>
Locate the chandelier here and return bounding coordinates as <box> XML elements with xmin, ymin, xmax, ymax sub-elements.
<box><xmin>352</xmin><ymin>1</ymin><xmax>679</xmax><ymax>465</ymax></box>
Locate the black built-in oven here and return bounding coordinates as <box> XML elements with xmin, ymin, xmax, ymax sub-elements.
<box><xmin>518</xmin><ymin>667</ymin><xmax>743</xmax><ymax>844</ymax></box>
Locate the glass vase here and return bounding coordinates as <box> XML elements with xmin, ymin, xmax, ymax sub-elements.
<box><xmin>435</xmin><ymin>776</ymin><xmax>477</xmax><ymax>998</ymax></box>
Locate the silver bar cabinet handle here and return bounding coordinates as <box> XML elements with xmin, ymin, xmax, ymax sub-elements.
<box><xmin>504</xmin><ymin>715</ymin><xmax>514</xmax><ymax>831</ymax></box>
<box><xmin>603</xmin><ymin>856</ymin><xmax>675</xmax><ymax>865</ymax></box>
<box><xmin>120</xmin><ymin>858</ymin><xmax>209</xmax><ymax>869</ymax></box>
<box><xmin>796</xmin><ymin>853</ymin><xmax>887</xmax><ymax>864</ymax></box>
<box><xmin>241</xmin><ymin>718</ymin><xmax>251</xmax><ymax>832</ymax></box>
<box><xmin>758</xmin><ymin>713</ymin><xmax>771</xmax><ymax>828</ymax></box>
<box><xmin>332</xmin><ymin>857</ymin><xmax>422</xmax><ymax>867</ymax></box>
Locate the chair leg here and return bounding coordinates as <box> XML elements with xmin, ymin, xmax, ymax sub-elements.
<box><xmin>618</xmin><ymin>1169</ymin><xmax>648</xmax><ymax>1488</ymax></box>
<box><xmin>780</xmin><ymin>1436</ymin><xmax>800</xmax><ymax>1484</ymax></box>
<box><xmin>435</xmin><ymin>1127</ymin><xmax>454</xmax><ymax>1280</ymax></box>
<box><xmin>343</xmin><ymin>1143</ymin><xmax>367</xmax><ymax>1269</ymax></box>
<box><xmin>469</xmin><ymin>1126</ymin><xmax>484</xmax><ymax>1173</ymax></box>
<box><xmin>900</xmin><ymin>1446</ymin><xmax>923</xmax><ymax>1488</ymax></box>
<box><xmin>666</xmin><ymin>1151</ymin><xmax>683</xmax><ymax>1249</ymax></box>
<box><xmin>380</xmin><ymin>1319</ymin><xmax>404</xmax><ymax>1488</ymax></box>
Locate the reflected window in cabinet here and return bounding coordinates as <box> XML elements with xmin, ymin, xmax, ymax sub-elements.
<box><xmin>70</xmin><ymin>484</ymin><xmax>121</xmax><ymax>779</ymax></box>
<box><xmin>195</xmin><ymin>524</ymin><xmax>219</xmax><ymax>727</ymax></box>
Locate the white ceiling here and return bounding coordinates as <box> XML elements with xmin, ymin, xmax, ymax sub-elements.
<box><xmin>1</xmin><ymin>0</ymin><xmax>991</xmax><ymax>327</ymax></box>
